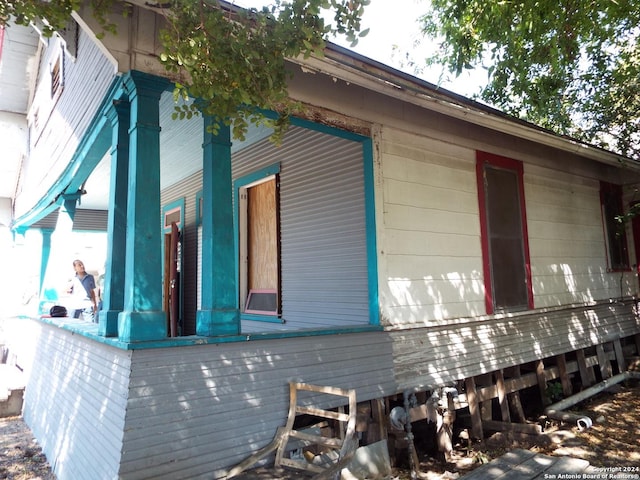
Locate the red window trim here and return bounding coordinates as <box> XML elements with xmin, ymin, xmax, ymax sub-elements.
<box><xmin>476</xmin><ymin>151</ymin><xmax>534</xmax><ymax>315</ymax></box>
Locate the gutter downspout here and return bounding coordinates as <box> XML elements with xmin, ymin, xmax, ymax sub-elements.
<box><xmin>544</xmin><ymin>371</ymin><xmax>640</xmax><ymax>430</ymax></box>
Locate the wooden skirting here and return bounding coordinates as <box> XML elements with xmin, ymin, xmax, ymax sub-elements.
<box><xmin>375</xmin><ymin>333</ymin><xmax>640</xmax><ymax>466</ymax></box>
<box><xmin>461</xmin><ymin>335</ymin><xmax>637</xmax><ymax>440</ymax></box>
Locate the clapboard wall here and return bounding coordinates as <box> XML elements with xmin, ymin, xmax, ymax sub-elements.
<box><xmin>525</xmin><ymin>163</ymin><xmax>635</xmax><ymax>306</ymax></box>
<box><xmin>119</xmin><ymin>332</ymin><xmax>396</xmax><ymax>479</ymax></box>
<box><xmin>389</xmin><ymin>299</ymin><xmax>640</xmax><ymax>391</ymax></box>
<box><xmin>15</xmin><ymin>26</ymin><xmax>116</xmax><ymax>219</ymax></box>
<box><xmin>376</xmin><ymin>126</ymin><xmax>637</xmax><ymax>329</ymax></box>
<box><xmin>20</xmin><ymin>321</ymin><xmax>131</xmax><ymax>480</ymax></box>
<box><xmin>18</xmin><ymin>302</ymin><xmax>640</xmax><ymax>479</ymax></box>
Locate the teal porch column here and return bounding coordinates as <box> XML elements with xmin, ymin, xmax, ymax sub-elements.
<box><xmin>117</xmin><ymin>72</ymin><xmax>169</xmax><ymax>342</ymax></box>
<box><xmin>38</xmin><ymin>193</ymin><xmax>79</xmax><ymax>312</ymax></box>
<box><xmin>38</xmin><ymin>228</ymin><xmax>53</xmax><ymax>296</ymax></box>
<box><xmin>196</xmin><ymin>119</ymin><xmax>239</xmax><ymax>336</ymax></box>
<box><xmin>99</xmin><ymin>100</ymin><xmax>130</xmax><ymax>337</ymax></box>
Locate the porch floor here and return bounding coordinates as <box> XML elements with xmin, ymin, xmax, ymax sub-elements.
<box><xmin>458</xmin><ymin>449</ymin><xmax>595</xmax><ymax>480</ymax></box>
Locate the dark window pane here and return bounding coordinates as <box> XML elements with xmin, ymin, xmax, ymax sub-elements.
<box><xmin>485</xmin><ymin>165</ymin><xmax>528</xmax><ymax>311</ymax></box>
<box><xmin>601</xmin><ymin>183</ymin><xmax>628</xmax><ymax>270</ymax></box>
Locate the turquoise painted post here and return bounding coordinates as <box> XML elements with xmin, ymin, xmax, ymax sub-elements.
<box><xmin>196</xmin><ymin>118</ymin><xmax>240</xmax><ymax>336</ymax></box>
<box><xmin>117</xmin><ymin>72</ymin><xmax>170</xmax><ymax>342</ymax></box>
<box><xmin>37</xmin><ymin>194</ymin><xmax>77</xmax><ymax>313</ymax></box>
<box><xmin>38</xmin><ymin>228</ymin><xmax>53</xmax><ymax>296</ymax></box>
<box><xmin>99</xmin><ymin>100</ymin><xmax>130</xmax><ymax>337</ymax></box>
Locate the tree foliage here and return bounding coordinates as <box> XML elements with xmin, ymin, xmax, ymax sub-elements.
<box><xmin>0</xmin><ymin>0</ymin><xmax>369</xmax><ymax>141</ymax></box>
<box><xmin>421</xmin><ymin>0</ymin><xmax>640</xmax><ymax>160</ymax></box>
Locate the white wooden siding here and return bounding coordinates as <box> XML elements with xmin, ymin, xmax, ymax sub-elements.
<box><xmin>377</xmin><ymin>127</ymin><xmax>485</xmax><ymax>327</ymax></box>
<box><xmin>525</xmin><ymin>163</ymin><xmax>635</xmax><ymax>306</ymax></box>
<box><xmin>376</xmin><ymin>126</ymin><xmax>637</xmax><ymax>328</ymax></box>
<box><xmin>20</xmin><ymin>321</ymin><xmax>131</xmax><ymax>480</ymax></box>
<box><xmin>19</xmin><ymin>306</ymin><xmax>638</xmax><ymax>479</ymax></box>
<box><xmin>390</xmin><ymin>299</ymin><xmax>640</xmax><ymax>391</ymax></box>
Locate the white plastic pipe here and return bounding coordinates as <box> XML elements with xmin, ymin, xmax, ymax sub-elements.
<box><xmin>544</xmin><ymin>371</ymin><xmax>640</xmax><ymax>429</ymax></box>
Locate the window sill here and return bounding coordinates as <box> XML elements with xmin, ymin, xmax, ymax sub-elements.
<box><xmin>241</xmin><ymin>313</ymin><xmax>284</xmax><ymax>324</ymax></box>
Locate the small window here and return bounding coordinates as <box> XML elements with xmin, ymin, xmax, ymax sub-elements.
<box><xmin>600</xmin><ymin>182</ymin><xmax>629</xmax><ymax>270</ymax></box>
<box><xmin>50</xmin><ymin>52</ymin><xmax>64</xmax><ymax>101</ymax></box>
<box><xmin>245</xmin><ymin>289</ymin><xmax>278</xmax><ymax>315</ymax></box>
<box><xmin>58</xmin><ymin>19</ymin><xmax>78</xmax><ymax>60</ymax></box>
<box><xmin>164</xmin><ymin>207</ymin><xmax>182</xmax><ymax>229</ymax></box>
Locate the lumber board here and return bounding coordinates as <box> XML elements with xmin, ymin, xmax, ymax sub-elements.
<box><xmin>465</xmin><ymin>377</ymin><xmax>483</xmax><ymax>440</ymax></box>
<box><xmin>482</xmin><ymin>420</ymin><xmax>543</xmax><ymax>435</ymax></box>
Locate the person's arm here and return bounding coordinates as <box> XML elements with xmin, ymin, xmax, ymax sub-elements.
<box><xmin>87</xmin><ymin>276</ymin><xmax>98</xmax><ymax>312</ymax></box>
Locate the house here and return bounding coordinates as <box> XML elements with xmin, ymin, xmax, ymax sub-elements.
<box><xmin>2</xmin><ymin>1</ymin><xmax>640</xmax><ymax>479</ymax></box>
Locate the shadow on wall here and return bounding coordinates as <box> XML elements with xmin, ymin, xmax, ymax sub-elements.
<box><xmin>17</xmin><ymin>319</ymin><xmax>397</xmax><ymax>480</ymax></box>
<box><xmin>387</xmin><ymin>298</ymin><xmax>637</xmax><ymax>391</ymax></box>
<box><xmin>383</xmin><ymin>260</ymin><xmax>636</xmax><ymax>327</ymax></box>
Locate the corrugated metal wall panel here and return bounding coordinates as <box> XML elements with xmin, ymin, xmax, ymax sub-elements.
<box><xmin>30</xmin><ymin>209</ymin><xmax>107</xmax><ymax>231</ymax></box>
<box><xmin>72</xmin><ymin>208</ymin><xmax>108</xmax><ymax>231</ymax></box>
<box><xmin>164</xmin><ymin>125</ymin><xmax>369</xmax><ymax>333</ymax></box>
<box><xmin>233</xmin><ymin>126</ymin><xmax>369</xmax><ymax>330</ymax></box>
<box><xmin>161</xmin><ymin>171</ymin><xmax>202</xmax><ymax>335</ymax></box>
<box><xmin>120</xmin><ymin>332</ymin><xmax>396</xmax><ymax>479</ymax></box>
<box><xmin>21</xmin><ymin>321</ymin><xmax>130</xmax><ymax>480</ymax></box>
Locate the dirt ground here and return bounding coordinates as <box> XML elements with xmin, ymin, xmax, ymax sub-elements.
<box><xmin>395</xmin><ymin>379</ymin><xmax>640</xmax><ymax>480</ymax></box>
<box><xmin>1</xmin><ymin>381</ymin><xmax>639</xmax><ymax>480</ymax></box>
<box><xmin>0</xmin><ymin>416</ymin><xmax>55</xmax><ymax>480</ymax></box>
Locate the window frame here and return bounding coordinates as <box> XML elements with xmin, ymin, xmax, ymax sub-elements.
<box><xmin>476</xmin><ymin>151</ymin><xmax>534</xmax><ymax>315</ymax></box>
<box><xmin>233</xmin><ymin>163</ymin><xmax>283</xmax><ymax>323</ymax></box>
<box><xmin>600</xmin><ymin>182</ymin><xmax>630</xmax><ymax>272</ymax></box>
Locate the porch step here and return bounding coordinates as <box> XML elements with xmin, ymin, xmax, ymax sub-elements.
<box><xmin>0</xmin><ymin>364</ymin><xmax>25</xmax><ymax>417</ymax></box>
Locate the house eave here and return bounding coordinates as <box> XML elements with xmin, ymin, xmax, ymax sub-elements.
<box><xmin>295</xmin><ymin>42</ymin><xmax>637</xmax><ymax>173</ymax></box>
<box><xmin>124</xmin><ymin>0</ymin><xmax>636</xmax><ymax>172</ymax></box>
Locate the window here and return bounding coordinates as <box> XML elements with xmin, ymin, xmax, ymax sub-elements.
<box><xmin>29</xmin><ymin>44</ymin><xmax>65</xmax><ymax>148</ymax></box>
<box><xmin>235</xmin><ymin>164</ymin><xmax>281</xmax><ymax>319</ymax></box>
<box><xmin>476</xmin><ymin>151</ymin><xmax>533</xmax><ymax>314</ymax></box>
<box><xmin>600</xmin><ymin>182</ymin><xmax>629</xmax><ymax>270</ymax></box>
<box><xmin>50</xmin><ymin>48</ymin><xmax>64</xmax><ymax>102</ymax></box>
<box><xmin>163</xmin><ymin>206</ymin><xmax>182</xmax><ymax>230</ymax></box>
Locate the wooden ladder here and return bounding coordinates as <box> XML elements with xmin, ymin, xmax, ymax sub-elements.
<box><xmin>226</xmin><ymin>382</ymin><xmax>358</xmax><ymax>480</ymax></box>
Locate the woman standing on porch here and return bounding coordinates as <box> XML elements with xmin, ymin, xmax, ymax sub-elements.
<box><xmin>68</xmin><ymin>259</ymin><xmax>98</xmax><ymax>321</ymax></box>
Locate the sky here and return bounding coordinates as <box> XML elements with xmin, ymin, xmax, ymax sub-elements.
<box><xmin>232</xmin><ymin>0</ymin><xmax>486</xmax><ymax>99</ymax></box>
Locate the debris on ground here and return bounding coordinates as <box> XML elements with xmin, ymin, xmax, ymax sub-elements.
<box><xmin>1</xmin><ymin>381</ymin><xmax>638</xmax><ymax>480</ymax></box>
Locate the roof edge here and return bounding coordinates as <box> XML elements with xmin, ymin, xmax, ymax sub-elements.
<box><xmin>309</xmin><ymin>42</ymin><xmax>637</xmax><ymax>171</ymax></box>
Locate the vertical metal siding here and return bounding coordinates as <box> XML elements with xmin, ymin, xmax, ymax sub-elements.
<box><xmin>233</xmin><ymin>126</ymin><xmax>369</xmax><ymax>330</ymax></box>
